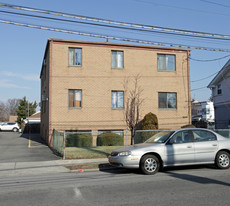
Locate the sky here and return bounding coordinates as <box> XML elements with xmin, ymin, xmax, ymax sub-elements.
<box><xmin>1</xmin><ymin>0</ymin><xmax>230</xmax><ymax>107</ymax></box>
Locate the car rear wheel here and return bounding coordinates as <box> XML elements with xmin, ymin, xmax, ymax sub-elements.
<box><xmin>140</xmin><ymin>154</ymin><xmax>160</xmax><ymax>175</ymax></box>
<box><xmin>215</xmin><ymin>151</ymin><xmax>230</xmax><ymax>169</ymax></box>
<box><xmin>12</xmin><ymin>127</ymin><xmax>18</xmax><ymax>132</ymax></box>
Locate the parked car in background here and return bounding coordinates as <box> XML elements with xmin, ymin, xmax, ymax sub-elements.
<box><xmin>108</xmin><ymin>128</ymin><xmax>230</xmax><ymax>175</ymax></box>
<box><xmin>0</xmin><ymin>122</ymin><xmax>20</xmax><ymax>132</ymax></box>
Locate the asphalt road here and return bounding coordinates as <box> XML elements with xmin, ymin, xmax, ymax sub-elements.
<box><xmin>0</xmin><ymin>166</ymin><xmax>230</xmax><ymax>206</ymax></box>
<box><xmin>0</xmin><ymin>132</ymin><xmax>59</xmax><ymax>163</ymax></box>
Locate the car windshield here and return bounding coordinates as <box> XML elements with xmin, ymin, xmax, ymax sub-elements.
<box><xmin>145</xmin><ymin>131</ymin><xmax>174</xmax><ymax>143</ymax></box>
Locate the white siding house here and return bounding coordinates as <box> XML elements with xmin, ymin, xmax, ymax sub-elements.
<box><xmin>208</xmin><ymin>59</ymin><xmax>230</xmax><ymax>129</ymax></box>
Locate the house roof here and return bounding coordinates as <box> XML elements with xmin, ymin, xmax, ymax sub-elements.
<box><xmin>29</xmin><ymin>111</ymin><xmax>40</xmax><ymax>119</ymax></box>
<box><xmin>47</xmin><ymin>38</ymin><xmax>191</xmax><ymax>52</ymax></box>
<box><xmin>208</xmin><ymin>59</ymin><xmax>230</xmax><ymax>88</ymax></box>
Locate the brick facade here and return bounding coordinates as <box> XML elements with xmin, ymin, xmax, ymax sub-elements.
<box><xmin>40</xmin><ymin>39</ymin><xmax>191</xmax><ymax>146</ymax></box>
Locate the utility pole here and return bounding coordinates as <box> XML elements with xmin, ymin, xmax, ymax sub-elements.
<box><xmin>28</xmin><ymin>100</ymin><xmax>31</xmax><ymax>148</ymax></box>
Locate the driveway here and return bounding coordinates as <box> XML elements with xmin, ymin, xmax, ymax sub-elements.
<box><xmin>0</xmin><ymin>132</ymin><xmax>60</xmax><ymax>163</ymax></box>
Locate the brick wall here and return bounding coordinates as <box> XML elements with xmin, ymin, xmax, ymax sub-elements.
<box><xmin>40</xmin><ymin>39</ymin><xmax>191</xmax><ymax>146</ymax></box>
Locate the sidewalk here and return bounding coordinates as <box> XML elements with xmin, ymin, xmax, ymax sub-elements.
<box><xmin>0</xmin><ymin>158</ymin><xmax>108</xmax><ymax>177</ymax></box>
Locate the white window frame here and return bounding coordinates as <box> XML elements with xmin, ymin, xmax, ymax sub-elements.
<box><xmin>158</xmin><ymin>92</ymin><xmax>177</xmax><ymax>109</ymax></box>
<box><xmin>111</xmin><ymin>50</ymin><xmax>124</xmax><ymax>69</ymax></box>
<box><xmin>112</xmin><ymin>91</ymin><xmax>124</xmax><ymax>109</ymax></box>
<box><xmin>68</xmin><ymin>89</ymin><xmax>82</xmax><ymax>108</ymax></box>
<box><xmin>69</xmin><ymin>48</ymin><xmax>82</xmax><ymax>66</ymax></box>
<box><xmin>157</xmin><ymin>54</ymin><xmax>176</xmax><ymax>71</ymax></box>
<box><xmin>217</xmin><ymin>84</ymin><xmax>222</xmax><ymax>95</ymax></box>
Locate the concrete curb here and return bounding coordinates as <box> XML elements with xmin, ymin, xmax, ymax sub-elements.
<box><xmin>0</xmin><ymin>158</ymin><xmax>109</xmax><ymax>177</ymax></box>
<box><xmin>0</xmin><ymin>158</ymin><xmax>108</xmax><ymax>170</ymax></box>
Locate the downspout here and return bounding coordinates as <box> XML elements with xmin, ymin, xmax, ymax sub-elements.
<box><xmin>49</xmin><ymin>39</ymin><xmax>53</xmax><ymax>146</ymax></box>
<box><xmin>187</xmin><ymin>51</ymin><xmax>191</xmax><ymax>124</ymax></box>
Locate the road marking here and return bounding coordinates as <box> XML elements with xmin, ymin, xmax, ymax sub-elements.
<box><xmin>28</xmin><ymin>138</ymin><xmax>31</xmax><ymax>148</ymax></box>
<box><xmin>74</xmin><ymin>186</ymin><xmax>82</xmax><ymax>199</ymax></box>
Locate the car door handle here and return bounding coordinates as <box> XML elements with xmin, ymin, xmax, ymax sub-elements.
<box><xmin>187</xmin><ymin>146</ymin><xmax>192</xmax><ymax>148</ymax></box>
<box><xmin>212</xmin><ymin>144</ymin><xmax>217</xmax><ymax>146</ymax></box>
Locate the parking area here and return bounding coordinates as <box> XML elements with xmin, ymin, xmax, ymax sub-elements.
<box><xmin>0</xmin><ymin>132</ymin><xmax>60</xmax><ymax>163</ymax></box>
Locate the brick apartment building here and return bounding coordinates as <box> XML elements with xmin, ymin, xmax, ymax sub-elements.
<box><xmin>40</xmin><ymin>38</ymin><xmax>191</xmax><ymax>146</ymax></box>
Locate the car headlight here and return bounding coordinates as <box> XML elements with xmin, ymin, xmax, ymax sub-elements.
<box><xmin>118</xmin><ymin>151</ymin><xmax>131</xmax><ymax>156</ymax></box>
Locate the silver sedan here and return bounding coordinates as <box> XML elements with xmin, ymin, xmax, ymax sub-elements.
<box><xmin>108</xmin><ymin>128</ymin><xmax>230</xmax><ymax>175</ymax></box>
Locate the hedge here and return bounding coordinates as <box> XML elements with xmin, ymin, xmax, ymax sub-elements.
<box><xmin>66</xmin><ymin>133</ymin><xmax>93</xmax><ymax>147</ymax></box>
<box><xmin>97</xmin><ymin>133</ymin><xmax>124</xmax><ymax>146</ymax></box>
<box><xmin>134</xmin><ymin>130</ymin><xmax>159</xmax><ymax>144</ymax></box>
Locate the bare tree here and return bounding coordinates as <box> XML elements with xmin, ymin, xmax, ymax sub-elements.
<box><xmin>0</xmin><ymin>101</ymin><xmax>8</xmax><ymax>122</ymax></box>
<box><xmin>0</xmin><ymin>99</ymin><xmax>20</xmax><ymax>122</ymax></box>
<box><xmin>6</xmin><ymin>99</ymin><xmax>20</xmax><ymax>116</ymax></box>
<box><xmin>124</xmin><ymin>74</ymin><xmax>144</xmax><ymax>145</ymax></box>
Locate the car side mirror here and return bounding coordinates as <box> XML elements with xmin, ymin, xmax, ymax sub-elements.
<box><xmin>168</xmin><ymin>138</ymin><xmax>175</xmax><ymax>145</ymax></box>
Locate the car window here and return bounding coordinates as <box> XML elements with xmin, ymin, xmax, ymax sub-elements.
<box><xmin>170</xmin><ymin>131</ymin><xmax>192</xmax><ymax>144</ymax></box>
<box><xmin>145</xmin><ymin>131</ymin><xmax>174</xmax><ymax>143</ymax></box>
<box><xmin>192</xmin><ymin>130</ymin><xmax>216</xmax><ymax>142</ymax></box>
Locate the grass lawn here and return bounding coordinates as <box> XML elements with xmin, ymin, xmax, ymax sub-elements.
<box><xmin>65</xmin><ymin>146</ymin><xmax>122</xmax><ymax>159</ymax></box>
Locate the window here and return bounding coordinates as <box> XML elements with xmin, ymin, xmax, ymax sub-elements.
<box><xmin>192</xmin><ymin>130</ymin><xmax>216</xmax><ymax>142</ymax></box>
<box><xmin>157</xmin><ymin>54</ymin><xmax>175</xmax><ymax>71</ymax></box>
<box><xmin>158</xmin><ymin>92</ymin><xmax>177</xmax><ymax>109</ymax></box>
<box><xmin>217</xmin><ymin>84</ymin><xmax>222</xmax><ymax>95</ymax></box>
<box><xmin>111</xmin><ymin>51</ymin><xmax>123</xmax><ymax>68</ymax></box>
<box><xmin>112</xmin><ymin>91</ymin><xmax>124</xmax><ymax>109</ymax></box>
<box><xmin>202</xmin><ymin>108</ymin><xmax>210</xmax><ymax>115</ymax></box>
<box><xmin>69</xmin><ymin>89</ymin><xmax>82</xmax><ymax>108</ymax></box>
<box><xmin>69</xmin><ymin>48</ymin><xmax>82</xmax><ymax>66</ymax></box>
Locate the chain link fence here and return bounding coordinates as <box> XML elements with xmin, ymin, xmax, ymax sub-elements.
<box><xmin>52</xmin><ymin>129</ymin><xmax>230</xmax><ymax>159</ymax></box>
<box><xmin>53</xmin><ymin>129</ymin><xmax>65</xmax><ymax>156</ymax></box>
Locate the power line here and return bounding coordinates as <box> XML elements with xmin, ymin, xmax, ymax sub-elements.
<box><xmin>200</xmin><ymin>0</ymin><xmax>230</xmax><ymax>8</ymax></box>
<box><xmin>191</xmin><ymin>72</ymin><xmax>218</xmax><ymax>82</ymax></box>
<box><xmin>1</xmin><ymin>18</ymin><xmax>230</xmax><ymax>52</ymax></box>
<box><xmin>190</xmin><ymin>54</ymin><xmax>230</xmax><ymax>62</ymax></box>
<box><xmin>1</xmin><ymin>2</ymin><xmax>230</xmax><ymax>40</ymax></box>
<box><xmin>1</xmin><ymin>9</ymin><xmax>230</xmax><ymax>42</ymax></box>
<box><xmin>191</xmin><ymin>86</ymin><xmax>208</xmax><ymax>91</ymax></box>
<box><xmin>126</xmin><ymin>0</ymin><xmax>230</xmax><ymax>17</ymax></box>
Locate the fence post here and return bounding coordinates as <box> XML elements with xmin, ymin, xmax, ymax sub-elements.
<box><xmin>53</xmin><ymin>129</ymin><xmax>56</xmax><ymax>150</ymax></box>
<box><xmin>63</xmin><ymin>131</ymin><xmax>66</xmax><ymax>160</ymax></box>
<box><xmin>125</xmin><ymin>130</ymin><xmax>128</xmax><ymax>146</ymax></box>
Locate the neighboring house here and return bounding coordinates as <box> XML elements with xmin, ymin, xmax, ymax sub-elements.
<box><xmin>208</xmin><ymin>59</ymin><xmax>230</xmax><ymax>129</ymax></box>
<box><xmin>23</xmin><ymin>111</ymin><xmax>41</xmax><ymax>134</ymax></box>
<box><xmin>40</xmin><ymin>39</ymin><xmax>191</xmax><ymax>146</ymax></box>
<box><xmin>26</xmin><ymin>111</ymin><xmax>41</xmax><ymax>123</ymax></box>
<box><xmin>9</xmin><ymin>115</ymin><xmax>17</xmax><ymax>122</ymax></box>
<box><xmin>191</xmin><ymin>100</ymin><xmax>215</xmax><ymax>128</ymax></box>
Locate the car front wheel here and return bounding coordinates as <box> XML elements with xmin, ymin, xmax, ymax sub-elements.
<box><xmin>215</xmin><ymin>151</ymin><xmax>230</xmax><ymax>169</ymax></box>
<box><xmin>140</xmin><ymin>154</ymin><xmax>160</xmax><ymax>175</ymax></box>
<box><xmin>12</xmin><ymin>128</ymin><xmax>18</xmax><ymax>132</ymax></box>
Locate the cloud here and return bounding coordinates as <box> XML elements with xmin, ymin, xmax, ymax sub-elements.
<box><xmin>1</xmin><ymin>71</ymin><xmax>39</xmax><ymax>81</ymax></box>
<box><xmin>0</xmin><ymin>79</ymin><xmax>30</xmax><ymax>89</ymax></box>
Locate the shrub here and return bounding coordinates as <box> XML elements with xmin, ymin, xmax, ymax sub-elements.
<box><xmin>134</xmin><ymin>112</ymin><xmax>159</xmax><ymax>144</ymax></box>
<box><xmin>181</xmin><ymin>124</ymin><xmax>196</xmax><ymax>128</ymax></box>
<box><xmin>141</xmin><ymin>112</ymin><xmax>158</xmax><ymax>130</ymax></box>
<box><xmin>97</xmin><ymin>133</ymin><xmax>124</xmax><ymax>146</ymax></box>
<box><xmin>66</xmin><ymin>133</ymin><xmax>93</xmax><ymax>147</ymax></box>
